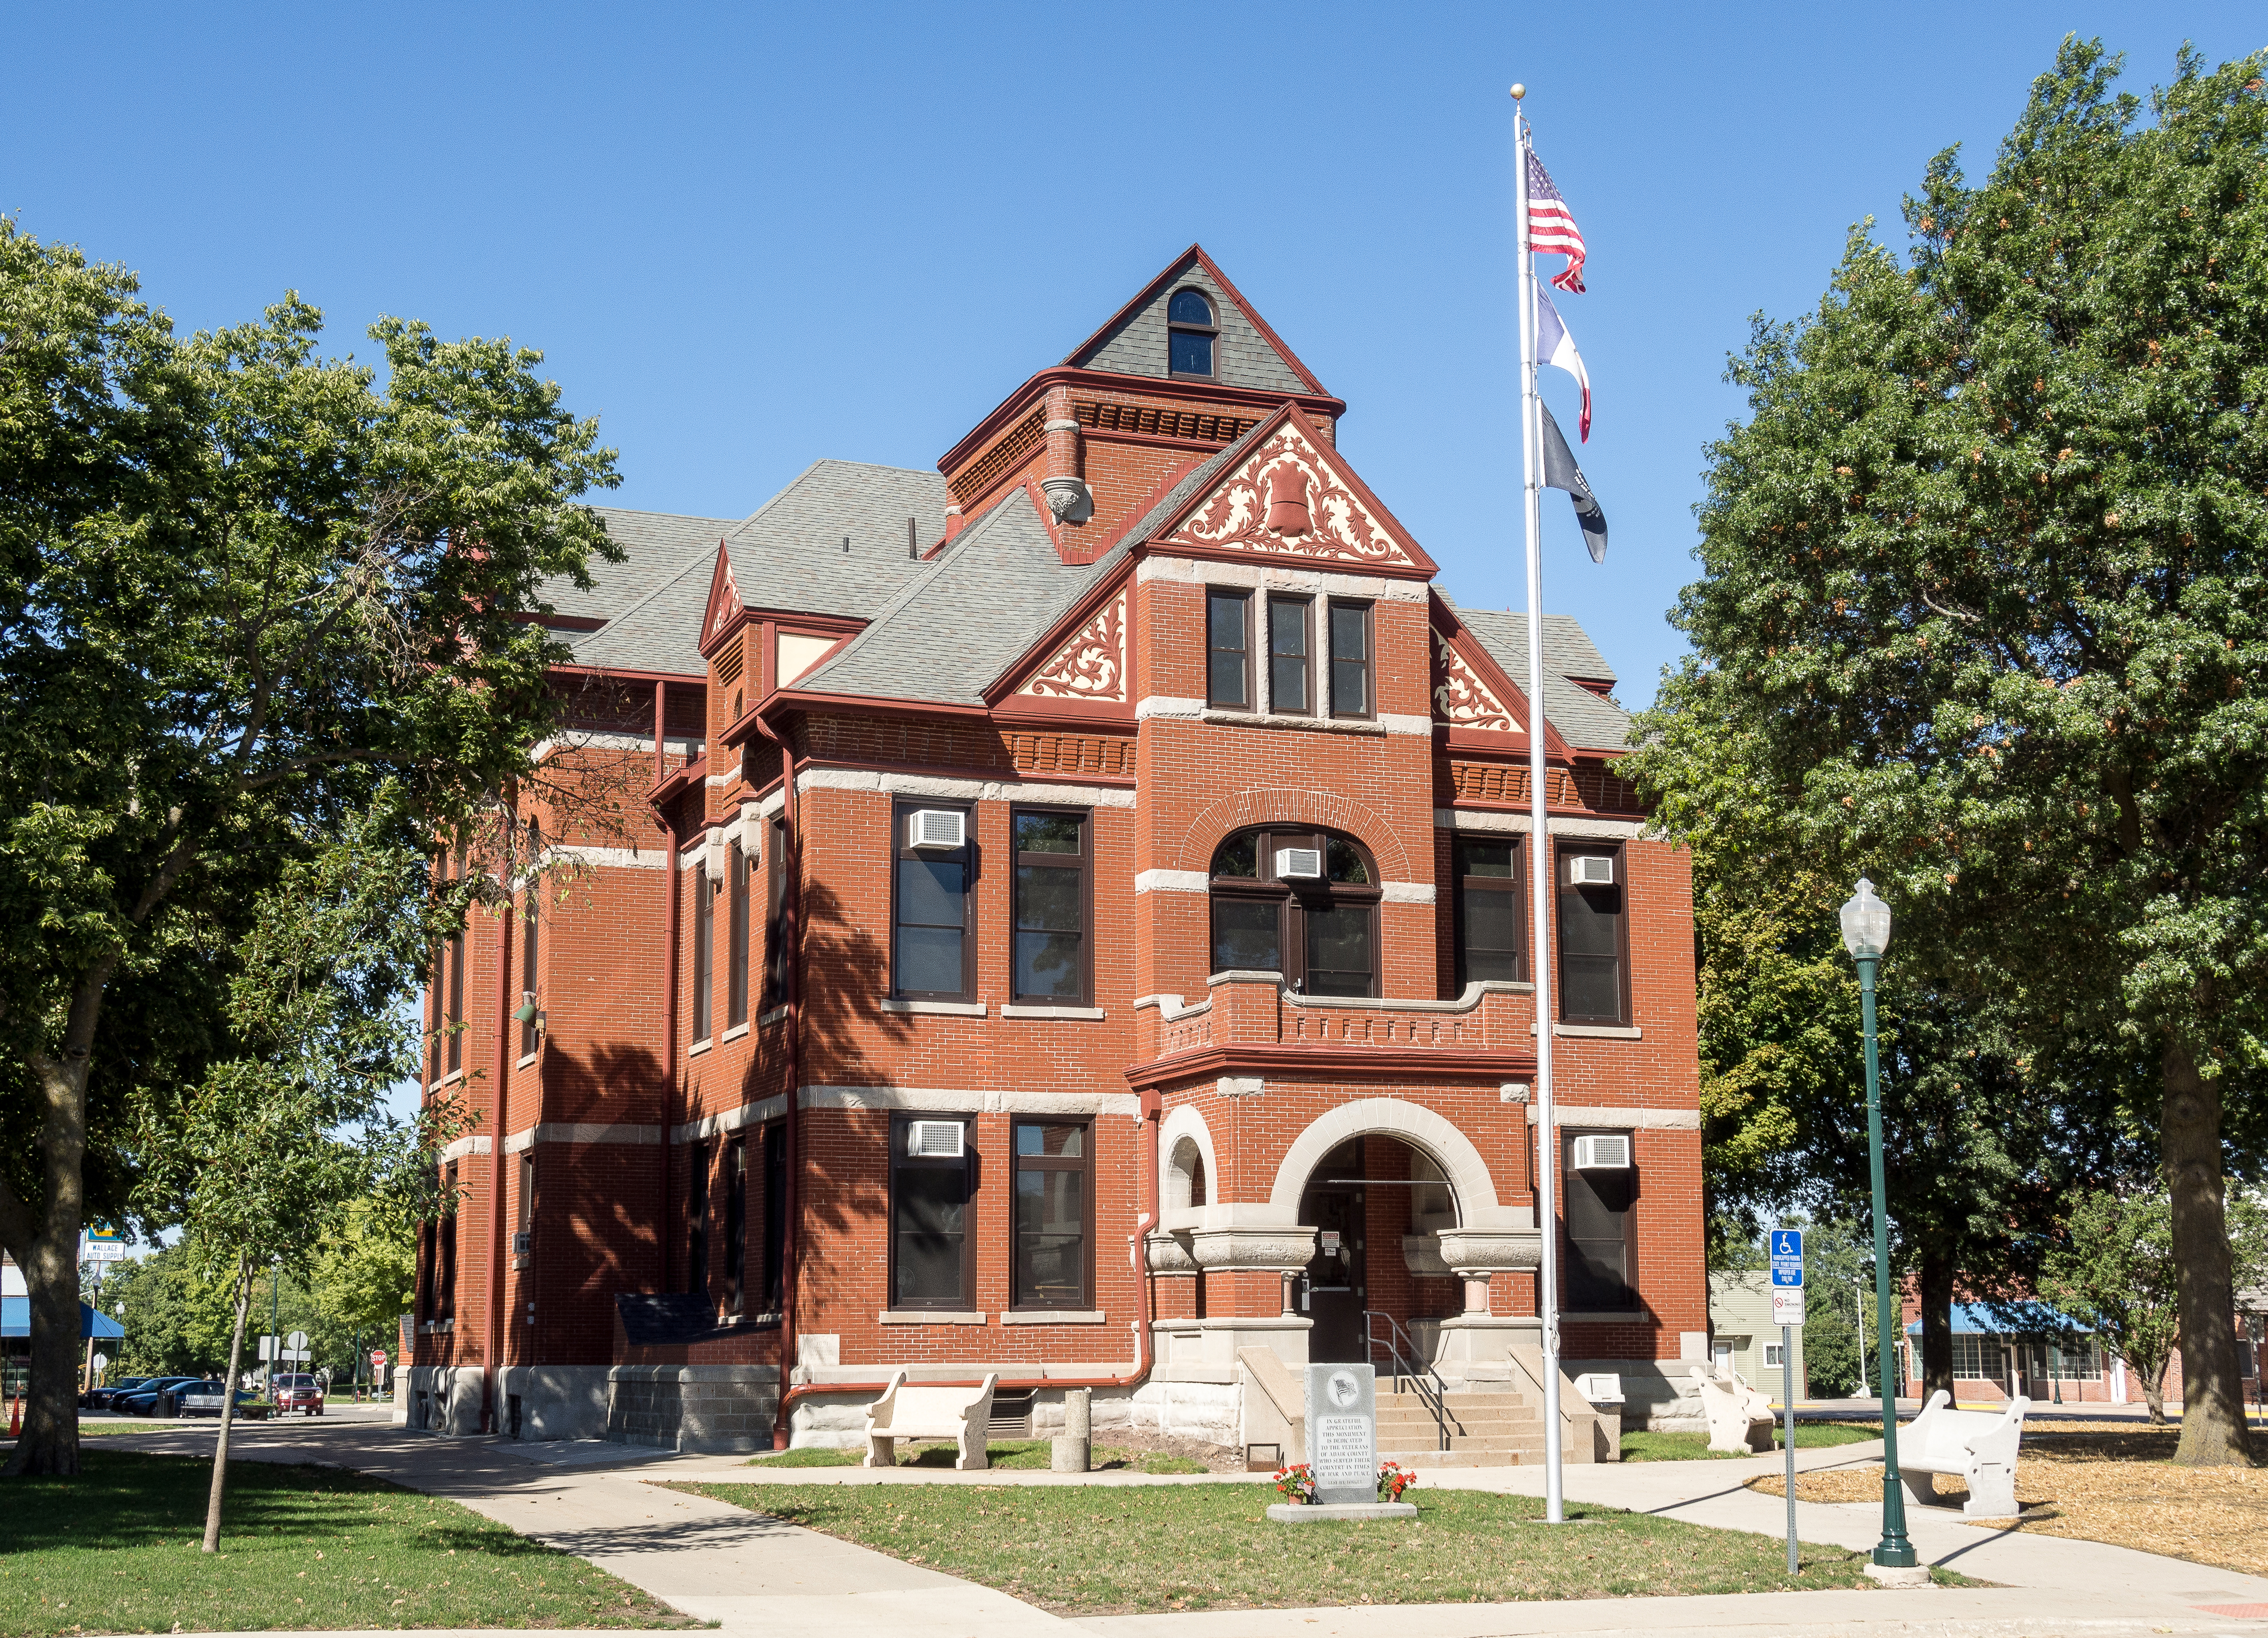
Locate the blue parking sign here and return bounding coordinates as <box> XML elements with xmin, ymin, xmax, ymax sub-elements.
<box><xmin>1769</xmin><ymin>1227</ymin><xmax>1804</xmax><ymax>1286</ymax></box>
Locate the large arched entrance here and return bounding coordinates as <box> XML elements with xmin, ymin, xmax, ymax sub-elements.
<box><xmin>1294</xmin><ymin>1134</ymin><xmax>1465</xmax><ymax>1363</ymax></box>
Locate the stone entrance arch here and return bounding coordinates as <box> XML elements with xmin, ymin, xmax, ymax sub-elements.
<box><xmin>1268</xmin><ymin>1098</ymin><xmax>1504</xmax><ymax>1225</ymax></box>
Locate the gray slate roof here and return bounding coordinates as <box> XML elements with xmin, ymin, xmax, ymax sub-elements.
<box><xmin>793</xmin><ymin>490</ymin><xmax>1108</xmax><ymax>708</ymax></box>
<box><xmin>543</xmin><ymin>506</ymin><xmax>738</xmax><ymax>626</ymax></box>
<box><xmin>1444</xmin><ymin>601</ymin><xmax>1633</xmax><ymax>752</ymax></box>
<box><xmin>562</xmin><ymin>461</ymin><xmax>950</xmax><ymax>677</ymax></box>
<box><xmin>1070</xmin><ymin>258</ymin><xmax>1314</xmax><ymax>397</ymax></box>
<box><xmin>720</xmin><ymin>459</ymin><xmax>949</xmax><ymax>619</ymax></box>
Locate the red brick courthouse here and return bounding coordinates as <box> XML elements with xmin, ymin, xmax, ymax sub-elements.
<box><xmin>407</xmin><ymin>249</ymin><xmax>1708</xmax><ymax>1458</ymax></box>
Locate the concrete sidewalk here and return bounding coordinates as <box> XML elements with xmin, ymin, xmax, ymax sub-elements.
<box><xmin>97</xmin><ymin>1420</ymin><xmax>2268</xmax><ymax>1638</ymax></box>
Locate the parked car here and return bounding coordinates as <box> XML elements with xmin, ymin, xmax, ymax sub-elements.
<box><xmin>272</xmin><ymin>1373</ymin><xmax>325</xmax><ymax>1416</ymax></box>
<box><xmin>178</xmin><ymin>1382</ymin><xmax>269</xmax><ymax>1419</ymax></box>
<box><xmin>82</xmin><ymin>1376</ymin><xmax>152</xmax><ymax>1412</ymax></box>
<box><xmin>113</xmin><ymin>1376</ymin><xmax>208</xmax><ymax>1416</ymax></box>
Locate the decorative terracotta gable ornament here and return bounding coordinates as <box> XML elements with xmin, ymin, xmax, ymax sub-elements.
<box><xmin>1018</xmin><ymin>589</ymin><xmax>1128</xmax><ymax>703</ymax></box>
<box><xmin>1265</xmin><ymin>467</ymin><xmax>1310</xmax><ymax>536</ymax></box>
<box><xmin>1432</xmin><ymin>630</ymin><xmax>1517</xmax><ymax>731</ymax></box>
<box><xmin>1156</xmin><ymin>415</ymin><xmax>1423</xmax><ymax>570</ymax></box>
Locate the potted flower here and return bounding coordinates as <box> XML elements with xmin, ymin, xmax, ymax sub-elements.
<box><xmin>1272</xmin><ymin>1463</ymin><xmax>1318</xmax><ymax>1504</ymax></box>
<box><xmin>1378</xmin><ymin>1461</ymin><xmax>1417</xmax><ymax>1503</ymax></box>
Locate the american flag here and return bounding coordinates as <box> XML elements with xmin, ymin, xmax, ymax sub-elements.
<box><xmin>1526</xmin><ymin>150</ymin><xmax>1587</xmax><ymax>294</ymax></box>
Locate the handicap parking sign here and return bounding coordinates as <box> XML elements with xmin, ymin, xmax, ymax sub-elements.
<box><xmin>1769</xmin><ymin>1227</ymin><xmax>1804</xmax><ymax>1286</ymax></box>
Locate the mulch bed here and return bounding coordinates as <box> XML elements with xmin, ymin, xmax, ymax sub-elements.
<box><xmin>1744</xmin><ymin>1425</ymin><xmax>2268</xmax><ymax>1579</ymax></box>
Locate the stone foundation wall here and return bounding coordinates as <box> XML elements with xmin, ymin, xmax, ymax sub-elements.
<box><xmin>606</xmin><ymin>1363</ymin><xmax>780</xmax><ymax>1452</ymax></box>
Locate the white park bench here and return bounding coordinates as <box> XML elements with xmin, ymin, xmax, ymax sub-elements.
<box><xmin>1894</xmin><ymin>1389</ymin><xmax>2030</xmax><ymax>1517</ymax></box>
<box><xmin>863</xmin><ymin>1370</ymin><xmax>997</xmax><ymax>1470</ymax></box>
<box><xmin>1689</xmin><ymin>1362</ymin><xmax>1775</xmax><ymax>1454</ymax></box>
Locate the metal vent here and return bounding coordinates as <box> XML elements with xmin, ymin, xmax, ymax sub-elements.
<box><xmin>907</xmin><ymin>808</ymin><xmax>967</xmax><ymax>850</ymax></box>
<box><xmin>1568</xmin><ymin>854</ymin><xmax>1615</xmax><ymax>887</ymax></box>
<box><xmin>1572</xmin><ymin>1133</ymin><xmax>1632</xmax><ymax>1171</ymax></box>
<box><xmin>1276</xmin><ymin>847</ymin><xmax>1323</xmax><ymax>879</ymax></box>
<box><xmin>906</xmin><ymin>1119</ymin><xmax>965</xmax><ymax>1159</ymax></box>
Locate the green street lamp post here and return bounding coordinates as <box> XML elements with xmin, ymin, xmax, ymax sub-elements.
<box><xmin>1840</xmin><ymin>877</ymin><xmax>1915</xmax><ymax>1570</ymax></box>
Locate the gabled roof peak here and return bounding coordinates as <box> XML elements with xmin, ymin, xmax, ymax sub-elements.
<box><xmin>1062</xmin><ymin>245</ymin><xmax>1330</xmax><ymax>400</ymax></box>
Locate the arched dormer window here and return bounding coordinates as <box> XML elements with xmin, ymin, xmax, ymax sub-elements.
<box><xmin>1208</xmin><ymin>826</ymin><xmax>1379</xmax><ymax>996</ymax></box>
<box><xmin>1168</xmin><ymin>287</ymin><xmax>1217</xmax><ymax>378</ymax></box>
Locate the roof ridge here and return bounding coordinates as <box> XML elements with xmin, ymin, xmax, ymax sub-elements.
<box><xmin>566</xmin><ymin>535</ymin><xmax>722</xmax><ymax>653</ymax></box>
<box><xmin>789</xmin><ymin>491</ymin><xmax>1026</xmax><ymax>692</ymax></box>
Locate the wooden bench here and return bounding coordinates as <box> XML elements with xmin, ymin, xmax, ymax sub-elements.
<box><xmin>1689</xmin><ymin>1363</ymin><xmax>1775</xmax><ymax>1454</ymax></box>
<box><xmin>1894</xmin><ymin>1388</ymin><xmax>2030</xmax><ymax>1517</ymax></box>
<box><xmin>863</xmin><ymin>1370</ymin><xmax>997</xmax><ymax>1470</ymax></box>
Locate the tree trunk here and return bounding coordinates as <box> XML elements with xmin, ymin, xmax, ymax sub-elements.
<box><xmin>2163</xmin><ymin>1039</ymin><xmax>2255</xmax><ymax>1466</ymax></box>
<box><xmin>204</xmin><ymin>1256</ymin><xmax>253</xmax><ymax>1552</ymax></box>
<box><xmin>1919</xmin><ymin>1245</ymin><xmax>1956</xmax><ymax>1407</ymax></box>
<box><xmin>1</xmin><ymin>1036</ymin><xmax>97</xmax><ymax>1478</ymax></box>
<box><xmin>2136</xmin><ymin>1355</ymin><xmax>2168</xmax><ymax>1425</ymax></box>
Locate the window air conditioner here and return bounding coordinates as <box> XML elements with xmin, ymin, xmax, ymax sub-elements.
<box><xmin>906</xmin><ymin>1119</ymin><xmax>966</xmax><ymax>1159</ymax></box>
<box><xmin>1572</xmin><ymin>1133</ymin><xmax>1633</xmax><ymax>1171</ymax></box>
<box><xmin>907</xmin><ymin>809</ymin><xmax>967</xmax><ymax>850</ymax></box>
<box><xmin>1568</xmin><ymin>854</ymin><xmax>1616</xmax><ymax>887</ymax></box>
<box><xmin>1276</xmin><ymin>847</ymin><xmax>1323</xmax><ymax>879</ymax></box>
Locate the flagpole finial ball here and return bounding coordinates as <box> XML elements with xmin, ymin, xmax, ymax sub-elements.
<box><xmin>1509</xmin><ymin>83</ymin><xmax>1526</xmax><ymax>100</ymax></box>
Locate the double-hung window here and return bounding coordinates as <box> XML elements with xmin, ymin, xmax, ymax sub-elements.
<box><xmin>1013</xmin><ymin>1120</ymin><xmax>1091</xmax><ymax>1309</ymax></box>
<box><xmin>438</xmin><ymin>1161</ymin><xmax>459</xmax><ymax>1319</ymax></box>
<box><xmin>519</xmin><ymin>891</ymin><xmax>540</xmax><ymax>1058</ymax></box>
<box><xmin>1327</xmin><ymin>601</ymin><xmax>1373</xmax><ymax>718</ymax></box>
<box><xmin>890</xmin><ymin>1114</ymin><xmax>974</xmax><ymax>1309</ymax></box>
<box><xmin>687</xmin><ymin>1139</ymin><xmax>710</xmax><ymax>1301</ymax></box>
<box><xmin>761</xmin><ymin>817</ymin><xmax>789</xmax><ymax>1012</ymax></box>
<box><xmin>728</xmin><ymin>840</ymin><xmax>751</xmax><ymax>1030</ymax></box>
<box><xmin>1207</xmin><ymin>826</ymin><xmax>1379</xmax><ymax>996</ymax></box>
<box><xmin>724</xmin><ymin>1136</ymin><xmax>746</xmax><ymax>1314</ymax></box>
<box><xmin>1012</xmin><ymin>808</ymin><xmax>1089</xmax><ymax>1002</ymax></box>
<box><xmin>692</xmin><ymin>857</ymin><xmax>714</xmax><ymax>1041</ymax></box>
<box><xmin>762</xmin><ymin>1123</ymin><xmax>786</xmax><ymax>1309</ymax></box>
<box><xmin>1206</xmin><ymin>588</ymin><xmax>1252</xmax><ymax>708</ymax></box>
<box><xmin>1267</xmin><ymin>596</ymin><xmax>1311</xmax><ymax>714</ymax></box>
<box><xmin>1561</xmin><ymin>1128</ymin><xmax>1635</xmax><ymax>1311</ymax></box>
<box><xmin>1557</xmin><ymin>843</ymin><xmax>1629</xmax><ymax>1024</ymax></box>
<box><xmin>1454</xmin><ymin>836</ymin><xmax>1526</xmax><ymax>986</ymax></box>
<box><xmin>893</xmin><ymin>802</ymin><xmax>975</xmax><ymax>1000</ymax></box>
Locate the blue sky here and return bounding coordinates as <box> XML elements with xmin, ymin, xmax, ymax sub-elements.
<box><xmin>10</xmin><ymin>3</ymin><xmax>2261</xmax><ymax>711</ymax></box>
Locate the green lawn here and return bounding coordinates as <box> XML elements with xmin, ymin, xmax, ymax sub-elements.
<box><xmin>748</xmin><ymin>1440</ymin><xmax>1207</xmax><ymax>1474</ymax></box>
<box><xmin>667</xmin><ymin>1480</ymin><xmax>1878</xmax><ymax>1613</ymax></box>
<box><xmin>0</xmin><ymin>1449</ymin><xmax>692</xmax><ymax>1635</ymax></box>
<box><xmin>1621</xmin><ymin>1423</ymin><xmax>1881</xmax><ymax>1462</ymax></box>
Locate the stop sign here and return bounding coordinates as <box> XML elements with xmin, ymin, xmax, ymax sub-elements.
<box><xmin>371</xmin><ymin>1349</ymin><xmax>388</xmax><ymax>1368</ymax></box>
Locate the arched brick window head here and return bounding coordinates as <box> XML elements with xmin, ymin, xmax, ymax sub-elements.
<box><xmin>1168</xmin><ymin>288</ymin><xmax>1216</xmax><ymax>379</ymax></box>
<box><xmin>1208</xmin><ymin>826</ymin><xmax>1379</xmax><ymax>997</ymax></box>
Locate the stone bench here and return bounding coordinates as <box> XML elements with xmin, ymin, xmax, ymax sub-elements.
<box><xmin>1895</xmin><ymin>1388</ymin><xmax>2029</xmax><ymax>1517</ymax></box>
<box><xmin>1689</xmin><ymin>1362</ymin><xmax>1775</xmax><ymax>1454</ymax></box>
<box><xmin>863</xmin><ymin>1370</ymin><xmax>997</xmax><ymax>1470</ymax></box>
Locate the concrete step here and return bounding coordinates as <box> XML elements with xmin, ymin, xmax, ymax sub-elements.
<box><xmin>1383</xmin><ymin>1447</ymin><xmax>1534</xmax><ymax>1468</ymax></box>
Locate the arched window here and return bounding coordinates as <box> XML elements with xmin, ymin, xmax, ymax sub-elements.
<box><xmin>1168</xmin><ymin>287</ymin><xmax>1217</xmax><ymax>378</ymax></box>
<box><xmin>1208</xmin><ymin>826</ymin><xmax>1379</xmax><ymax>996</ymax></box>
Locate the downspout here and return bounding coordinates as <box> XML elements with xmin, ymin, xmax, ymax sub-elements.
<box><xmin>486</xmin><ymin>827</ymin><xmax>515</xmax><ymax>1435</ymax></box>
<box><xmin>752</xmin><ymin>710</ymin><xmax>803</xmax><ymax>1449</ymax></box>
<box><xmin>654</xmin><ymin>680</ymin><xmax>678</xmax><ymax>1294</ymax></box>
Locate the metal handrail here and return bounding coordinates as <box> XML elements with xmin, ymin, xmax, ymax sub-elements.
<box><xmin>1363</xmin><ymin>1309</ymin><xmax>1453</xmax><ymax>1451</ymax></box>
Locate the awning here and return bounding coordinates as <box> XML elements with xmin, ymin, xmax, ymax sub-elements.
<box><xmin>0</xmin><ymin>1297</ymin><xmax>127</xmax><ymax>1341</ymax></box>
<box><xmin>1904</xmin><ymin>1300</ymin><xmax>2086</xmax><ymax>1338</ymax></box>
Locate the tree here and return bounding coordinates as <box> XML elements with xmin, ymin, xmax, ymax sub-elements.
<box><xmin>144</xmin><ymin>815</ymin><xmax>456</xmax><ymax>1550</ymax></box>
<box><xmin>2040</xmin><ymin>1186</ymin><xmax>2268</xmax><ymax>1422</ymax></box>
<box><xmin>1797</xmin><ymin>1217</ymin><xmax>1875</xmax><ymax>1400</ymax></box>
<box><xmin>0</xmin><ymin>224</ymin><xmax>619</xmax><ymax>1476</ymax></box>
<box><xmin>1627</xmin><ymin>42</ymin><xmax>2268</xmax><ymax>1463</ymax></box>
<box><xmin>313</xmin><ymin>1198</ymin><xmax>418</xmax><ymax>1388</ymax></box>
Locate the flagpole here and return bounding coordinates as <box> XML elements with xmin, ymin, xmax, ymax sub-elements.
<box><xmin>1511</xmin><ymin>81</ymin><xmax>1566</xmax><ymax>1528</ymax></box>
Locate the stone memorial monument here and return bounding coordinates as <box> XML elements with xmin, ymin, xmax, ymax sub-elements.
<box><xmin>1265</xmin><ymin>1361</ymin><xmax>1417</xmax><ymax>1522</ymax></box>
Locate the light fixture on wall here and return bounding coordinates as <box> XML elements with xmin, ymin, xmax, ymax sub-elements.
<box><xmin>511</xmin><ymin>991</ymin><xmax>544</xmax><ymax>1035</ymax></box>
